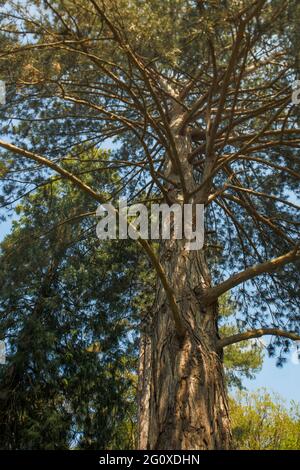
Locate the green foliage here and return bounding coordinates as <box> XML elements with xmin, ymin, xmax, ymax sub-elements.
<box><xmin>219</xmin><ymin>295</ymin><xmax>264</xmax><ymax>390</ymax></box>
<box><xmin>0</xmin><ymin>145</ymin><xmax>262</xmax><ymax>449</ymax></box>
<box><xmin>231</xmin><ymin>389</ymin><xmax>300</xmax><ymax>450</ymax></box>
<box><xmin>0</xmin><ymin>0</ymin><xmax>299</xmax><ymax>448</ymax></box>
<box><xmin>0</xmin><ymin>148</ymin><xmax>151</xmax><ymax>450</ymax></box>
<box><xmin>1</xmin><ymin>2</ymin><xmax>300</xmax><ymax>357</ymax></box>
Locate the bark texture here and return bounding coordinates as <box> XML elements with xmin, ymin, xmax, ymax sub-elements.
<box><xmin>138</xmin><ymin>241</ymin><xmax>231</xmax><ymax>450</ymax></box>
<box><xmin>137</xmin><ymin>330</ymin><xmax>152</xmax><ymax>449</ymax></box>
<box><xmin>138</xmin><ymin>110</ymin><xmax>231</xmax><ymax>450</ymax></box>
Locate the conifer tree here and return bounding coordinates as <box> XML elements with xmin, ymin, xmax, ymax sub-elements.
<box><xmin>1</xmin><ymin>1</ymin><xmax>300</xmax><ymax>449</ymax></box>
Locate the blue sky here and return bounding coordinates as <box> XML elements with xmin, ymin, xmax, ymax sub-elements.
<box><xmin>0</xmin><ymin>215</ymin><xmax>299</xmax><ymax>403</ymax></box>
<box><xmin>244</xmin><ymin>352</ymin><xmax>300</xmax><ymax>402</ymax></box>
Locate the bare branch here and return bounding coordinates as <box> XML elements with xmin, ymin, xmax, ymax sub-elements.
<box><xmin>219</xmin><ymin>328</ymin><xmax>300</xmax><ymax>349</ymax></box>
<box><xmin>202</xmin><ymin>248</ymin><xmax>300</xmax><ymax>305</ymax></box>
<box><xmin>0</xmin><ymin>139</ymin><xmax>186</xmax><ymax>338</ymax></box>
<box><xmin>0</xmin><ymin>140</ymin><xmax>106</xmax><ymax>203</ymax></box>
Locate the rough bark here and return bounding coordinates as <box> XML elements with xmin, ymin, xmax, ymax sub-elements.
<box><xmin>138</xmin><ymin>240</ymin><xmax>232</xmax><ymax>450</ymax></box>
<box><xmin>138</xmin><ymin>110</ymin><xmax>232</xmax><ymax>450</ymax></box>
<box><xmin>137</xmin><ymin>329</ymin><xmax>152</xmax><ymax>449</ymax></box>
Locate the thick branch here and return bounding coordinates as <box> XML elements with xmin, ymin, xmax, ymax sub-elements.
<box><xmin>0</xmin><ymin>140</ymin><xmax>105</xmax><ymax>203</ymax></box>
<box><xmin>0</xmin><ymin>139</ymin><xmax>186</xmax><ymax>338</ymax></box>
<box><xmin>219</xmin><ymin>328</ymin><xmax>300</xmax><ymax>349</ymax></box>
<box><xmin>202</xmin><ymin>248</ymin><xmax>300</xmax><ymax>305</ymax></box>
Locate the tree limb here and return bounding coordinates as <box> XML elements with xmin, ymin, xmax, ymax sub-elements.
<box><xmin>219</xmin><ymin>328</ymin><xmax>300</xmax><ymax>349</ymax></box>
<box><xmin>202</xmin><ymin>248</ymin><xmax>300</xmax><ymax>305</ymax></box>
<box><xmin>0</xmin><ymin>139</ymin><xmax>186</xmax><ymax>338</ymax></box>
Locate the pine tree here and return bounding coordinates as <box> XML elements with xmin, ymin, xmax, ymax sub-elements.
<box><xmin>0</xmin><ymin>149</ymin><xmax>147</xmax><ymax>449</ymax></box>
<box><xmin>0</xmin><ymin>148</ymin><xmax>262</xmax><ymax>449</ymax></box>
<box><xmin>1</xmin><ymin>1</ymin><xmax>300</xmax><ymax>449</ymax></box>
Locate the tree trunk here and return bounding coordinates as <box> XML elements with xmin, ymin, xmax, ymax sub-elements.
<box><xmin>138</xmin><ymin>240</ymin><xmax>232</xmax><ymax>450</ymax></box>
<box><xmin>138</xmin><ymin>114</ymin><xmax>232</xmax><ymax>449</ymax></box>
<box><xmin>137</xmin><ymin>329</ymin><xmax>152</xmax><ymax>449</ymax></box>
